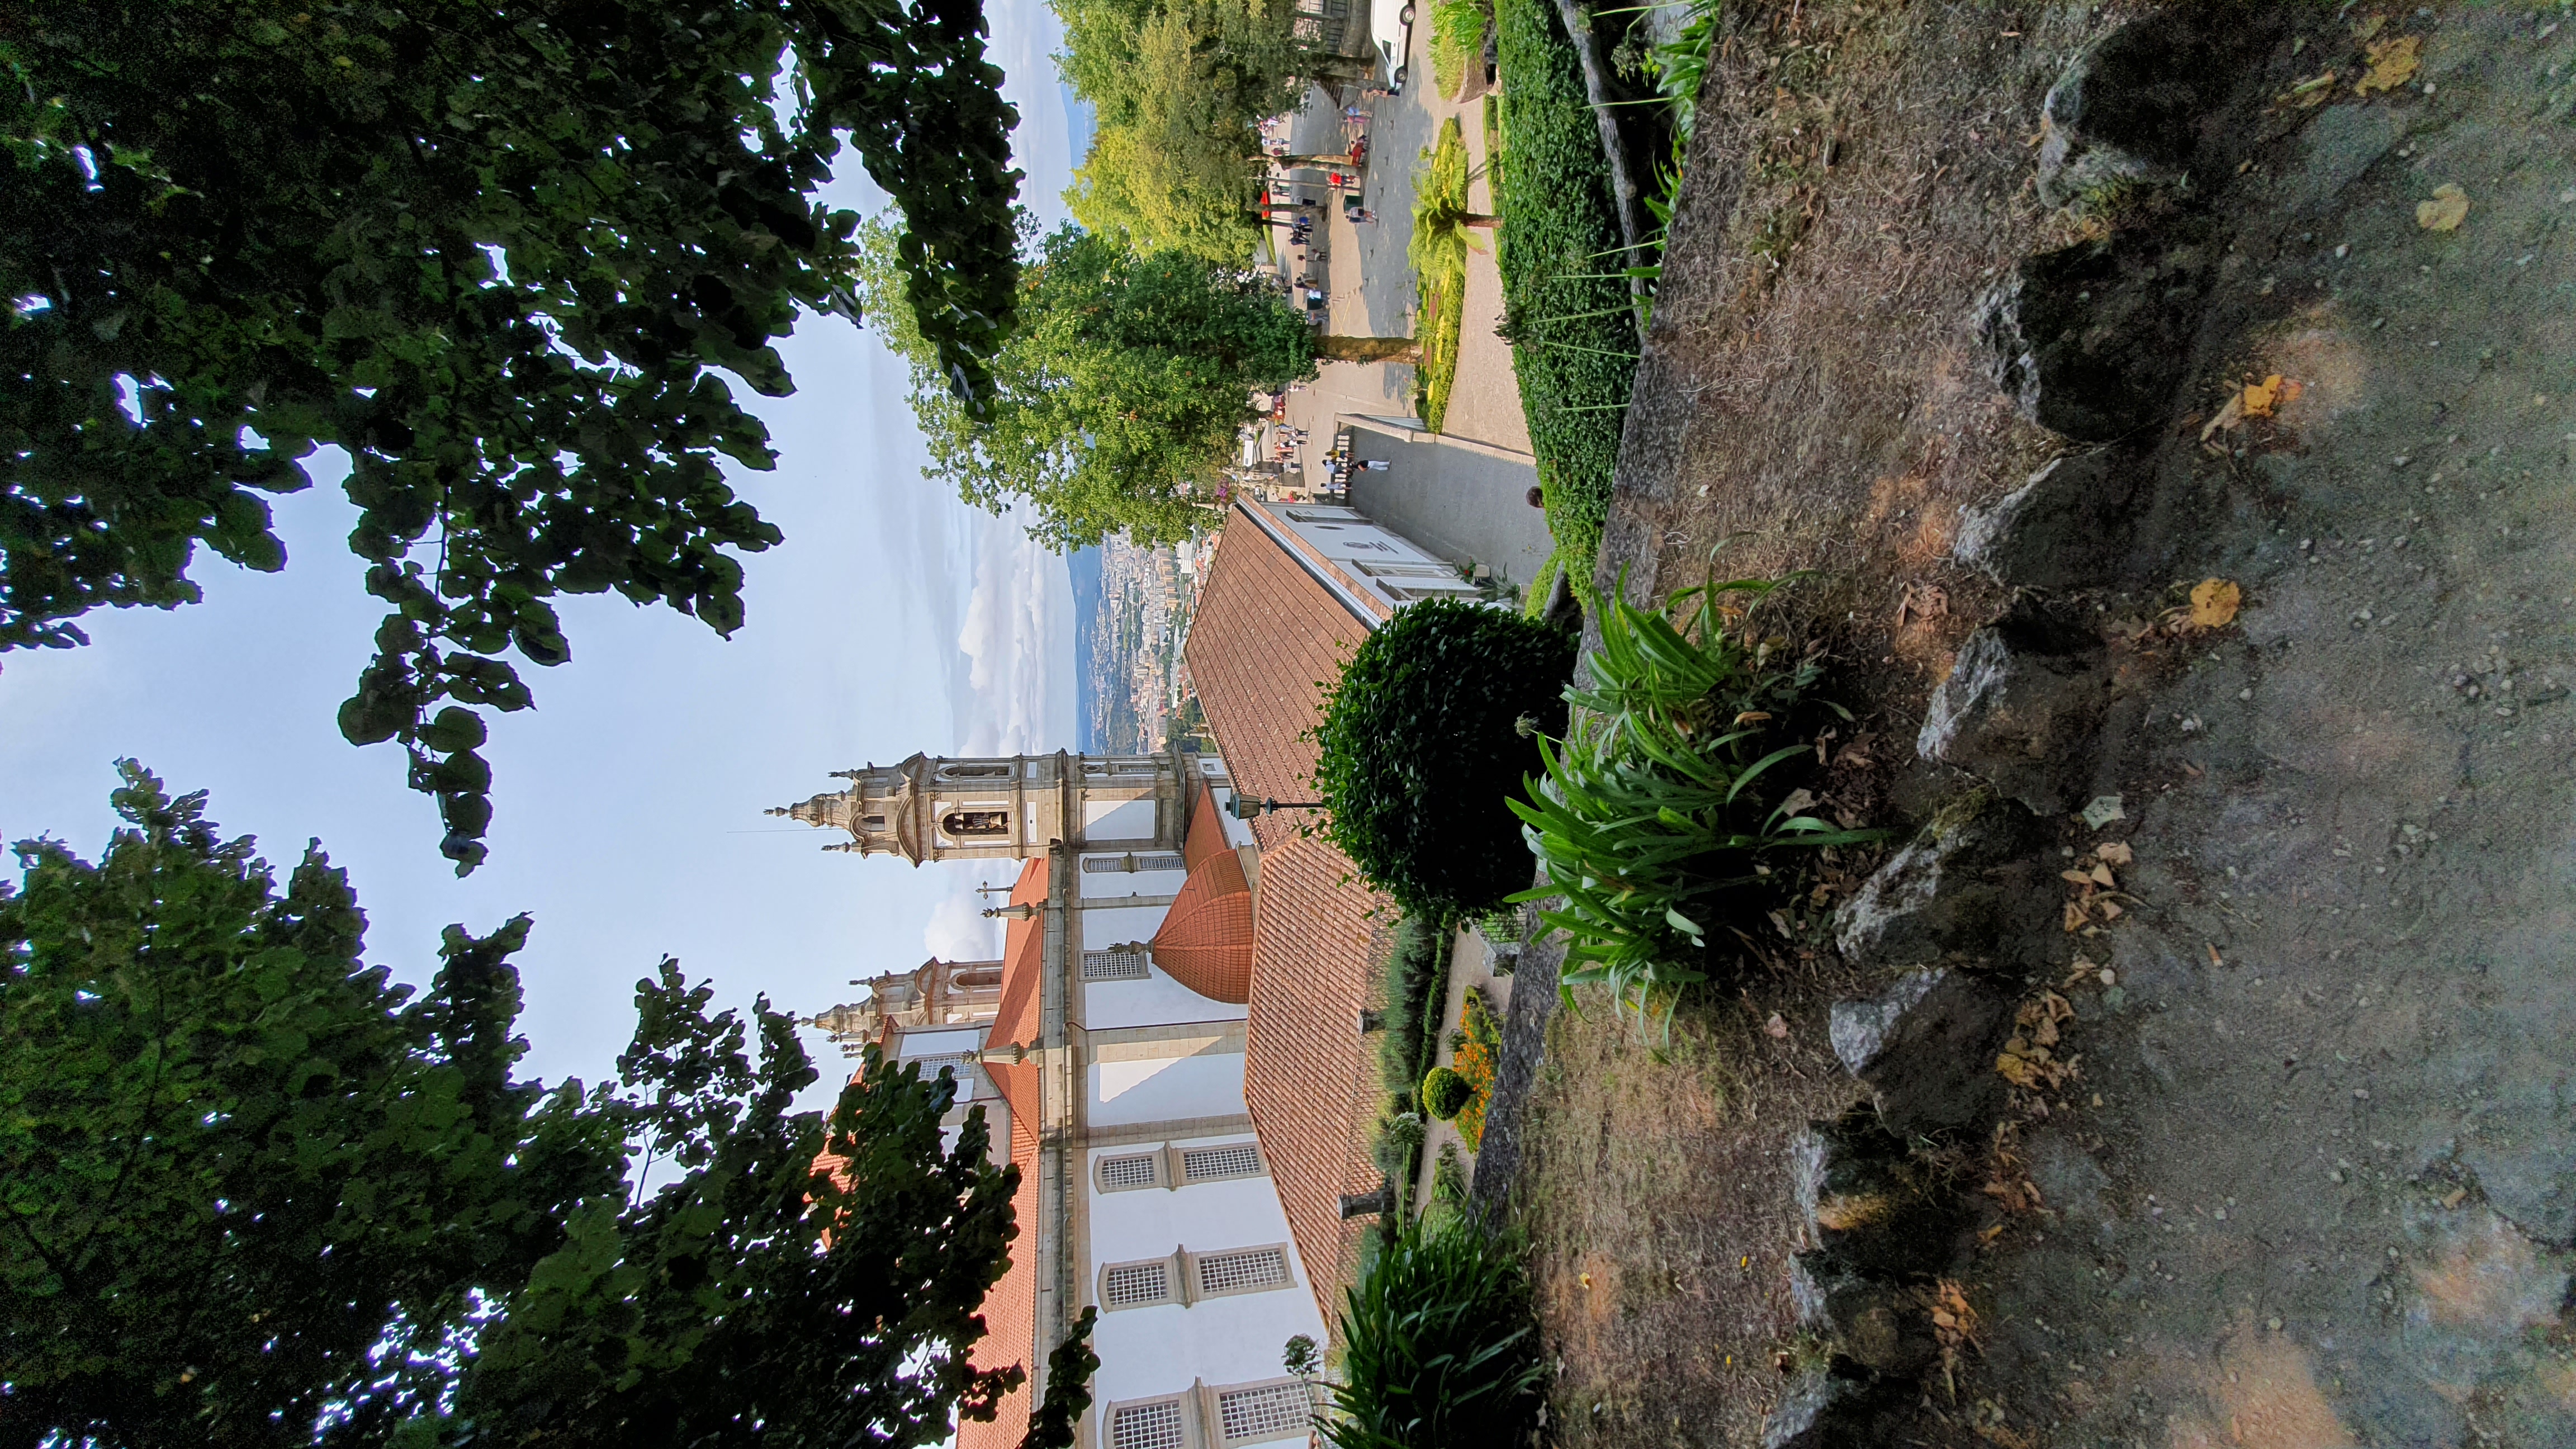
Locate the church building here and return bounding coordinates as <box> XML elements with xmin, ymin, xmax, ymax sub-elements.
<box><xmin>782</xmin><ymin>749</ymin><xmax>1335</xmax><ymax>1449</ymax></box>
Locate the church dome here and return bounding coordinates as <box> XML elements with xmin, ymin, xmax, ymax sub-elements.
<box><xmin>1149</xmin><ymin>848</ymin><xmax>1256</xmax><ymax>1004</ymax></box>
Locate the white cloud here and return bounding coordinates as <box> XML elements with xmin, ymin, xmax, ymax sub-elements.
<box><xmin>953</xmin><ymin>502</ymin><xmax>1077</xmax><ymax>756</ymax></box>
<box><xmin>924</xmin><ymin>888</ymin><xmax>1003</xmax><ymax>964</ymax></box>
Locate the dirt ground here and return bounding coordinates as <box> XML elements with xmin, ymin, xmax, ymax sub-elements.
<box><xmin>1515</xmin><ymin>2</ymin><xmax>2576</xmax><ymax>1446</ymax></box>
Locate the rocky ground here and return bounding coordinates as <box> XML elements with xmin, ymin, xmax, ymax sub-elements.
<box><xmin>1484</xmin><ymin>3</ymin><xmax>2576</xmax><ymax>1446</ymax></box>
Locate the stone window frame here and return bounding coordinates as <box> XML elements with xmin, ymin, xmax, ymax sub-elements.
<box><xmin>1102</xmin><ymin>1378</ymin><xmax>1315</xmax><ymax>1449</ymax></box>
<box><xmin>1093</xmin><ymin>1142</ymin><xmax>1269</xmax><ymax>1194</ymax></box>
<box><xmin>1104</xmin><ymin>1394</ymin><xmax>1192</xmax><ymax>1449</ymax></box>
<box><xmin>1093</xmin><ymin>1242</ymin><xmax>1294</xmax><ymax>1310</ymax></box>
<box><xmin>1083</xmin><ymin>852</ymin><xmax>1186</xmax><ymax>874</ymax></box>
<box><xmin>1209</xmin><ymin>1377</ymin><xmax>1316</xmax><ymax>1446</ymax></box>
<box><xmin>1081</xmin><ymin>949</ymin><xmax>1152</xmax><ymax>982</ymax></box>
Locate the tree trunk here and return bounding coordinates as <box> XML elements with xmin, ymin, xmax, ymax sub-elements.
<box><xmin>1264</xmin><ymin>153</ymin><xmax>1360</xmax><ymax>167</ymax></box>
<box><xmin>1463</xmin><ymin>214</ymin><xmax>1501</xmax><ymax>229</ymax></box>
<box><xmin>1298</xmin><ymin>51</ymin><xmax>1377</xmax><ymax>86</ymax></box>
<box><xmin>1315</xmin><ymin>335</ymin><xmax>1420</xmax><ymax>364</ymax></box>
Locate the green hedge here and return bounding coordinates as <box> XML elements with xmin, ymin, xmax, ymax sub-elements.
<box><xmin>1493</xmin><ymin>0</ymin><xmax>1639</xmax><ymax>579</ymax></box>
<box><xmin>1314</xmin><ymin>599</ymin><xmax>1576</xmax><ymax>915</ymax></box>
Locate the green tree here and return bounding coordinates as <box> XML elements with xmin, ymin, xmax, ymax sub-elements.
<box><xmin>0</xmin><ymin>764</ymin><xmax>1093</xmax><ymax>1449</ymax></box>
<box><xmin>1057</xmin><ymin>0</ymin><xmax>1367</xmax><ymax>261</ymax></box>
<box><xmin>866</xmin><ymin>222</ymin><xmax>1314</xmax><ymax>547</ymax></box>
<box><xmin>1</xmin><ymin>1</ymin><xmax>1024</xmax><ymax>875</ymax></box>
<box><xmin>1312</xmin><ymin>598</ymin><xmax>1575</xmax><ymax>915</ymax></box>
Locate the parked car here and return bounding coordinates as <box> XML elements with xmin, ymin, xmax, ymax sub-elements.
<box><xmin>1372</xmin><ymin>0</ymin><xmax>1415</xmax><ymax>91</ymax></box>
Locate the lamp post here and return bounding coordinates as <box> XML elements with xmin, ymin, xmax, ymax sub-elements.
<box><xmin>1228</xmin><ymin>794</ymin><xmax>1323</xmax><ymax>821</ymax></box>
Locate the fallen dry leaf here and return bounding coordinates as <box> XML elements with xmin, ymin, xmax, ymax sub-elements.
<box><xmin>2060</xmin><ymin>869</ymin><xmax>2096</xmax><ymax>886</ymax></box>
<box><xmin>2063</xmin><ymin>900</ymin><xmax>2090</xmax><ymax>932</ymax></box>
<box><xmin>2096</xmin><ymin>899</ymin><xmax>2124</xmax><ymax>920</ymax></box>
<box><xmin>2199</xmin><ymin>390</ymin><xmax>2247</xmax><ymax>441</ymax></box>
<box><xmin>2355</xmin><ymin>33</ymin><xmax>2421</xmax><ymax>95</ymax></box>
<box><xmin>1765</xmin><ymin>1012</ymin><xmax>1789</xmax><ymax>1039</ymax></box>
<box><xmin>2089</xmin><ymin>863</ymin><xmax>2116</xmax><ymax>888</ymax></box>
<box><xmin>2276</xmin><ymin>69</ymin><xmax>2338</xmax><ymax>108</ymax></box>
<box><xmin>2096</xmin><ymin>841</ymin><xmax>2134</xmax><ymax>866</ymax></box>
<box><xmin>1732</xmin><ymin>710</ymin><xmax>1773</xmax><ymax>725</ymax></box>
<box><xmin>2190</xmin><ymin>577</ymin><xmax>2243</xmax><ymax>629</ymax></box>
<box><xmin>2417</xmin><ymin>182</ymin><xmax>2470</xmax><ymax>232</ymax></box>
<box><xmin>2241</xmin><ymin>374</ymin><xmax>2284</xmax><ymax>418</ymax></box>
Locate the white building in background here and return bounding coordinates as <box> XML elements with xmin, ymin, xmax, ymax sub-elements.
<box><xmin>780</xmin><ymin>750</ymin><xmax>1327</xmax><ymax>1449</ymax></box>
<box><xmin>1234</xmin><ymin>499</ymin><xmax>1483</xmax><ymax>618</ymax></box>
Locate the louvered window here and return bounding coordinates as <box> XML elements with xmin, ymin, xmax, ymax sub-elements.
<box><xmin>1110</xmin><ymin>1400</ymin><xmax>1187</xmax><ymax>1449</ymax></box>
<box><xmin>1098</xmin><ymin>1152</ymin><xmax>1161</xmax><ymax>1190</ymax></box>
<box><xmin>1085</xmin><ymin>853</ymin><xmax>1186</xmax><ymax>873</ymax></box>
<box><xmin>1083</xmin><ymin>950</ymin><xmax>1150</xmax><ymax>981</ymax></box>
<box><xmin>1194</xmin><ymin>1247</ymin><xmax>1289</xmax><ymax>1296</ymax></box>
<box><xmin>1180</xmin><ymin>1143</ymin><xmax>1264</xmax><ymax>1182</ymax></box>
<box><xmin>1102</xmin><ymin>1261</ymin><xmax>1173</xmax><ymax>1307</ymax></box>
<box><xmin>1216</xmin><ymin>1382</ymin><xmax>1311</xmax><ymax>1443</ymax></box>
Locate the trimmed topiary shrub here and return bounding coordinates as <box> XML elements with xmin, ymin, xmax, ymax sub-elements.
<box><xmin>1420</xmin><ymin>1067</ymin><xmax>1472</xmax><ymax>1121</ymax></box>
<box><xmin>1315</xmin><ymin>599</ymin><xmax>1576</xmax><ymax>914</ymax></box>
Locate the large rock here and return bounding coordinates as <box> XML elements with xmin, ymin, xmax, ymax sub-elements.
<box><xmin>1974</xmin><ymin>229</ymin><xmax>2214</xmax><ymax>442</ymax></box>
<box><xmin>1835</xmin><ymin>790</ymin><xmax>2051</xmax><ymax>971</ymax></box>
<box><xmin>1829</xmin><ymin>969</ymin><xmax>2013</xmax><ymax>1138</ymax></box>
<box><xmin>1917</xmin><ymin>597</ymin><xmax>2110</xmax><ymax>815</ymax></box>
<box><xmin>1761</xmin><ymin>1367</ymin><xmax>1886</xmax><ymax>1449</ymax></box>
<box><xmin>2034</xmin><ymin>8</ymin><xmax>2274</xmax><ymax>209</ymax></box>
<box><xmin>1952</xmin><ymin>449</ymin><xmax>2143</xmax><ymax>590</ymax></box>
<box><xmin>1791</xmin><ymin>1107</ymin><xmax>1959</xmax><ymax>1279</ymax></box>
<box><xmin>1790</xmin><ymin>1253</ymin><xmax>1938</xmax><ymax>1379</ymax></box>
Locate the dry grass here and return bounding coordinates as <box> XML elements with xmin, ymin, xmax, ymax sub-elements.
<box><xmin>1610</xmin><ymin>0</ymin><xmax>2158</xmax><ymax>723</ymax></box>
<box><xmin>1513</xmin><ymin>967</ymin><xmax>1878</xmax><ymax>1449</ymax></box>
<box><xmin>1508</xmin><ymin>3</ymin><xmax>2159</xmax><ymax>1446</ymax></box>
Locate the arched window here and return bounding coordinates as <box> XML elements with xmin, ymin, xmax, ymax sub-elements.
<box><xmin>941</xmin><ymin>809</ymin><xmax>1008</xmax><ymax>837</ymax></box>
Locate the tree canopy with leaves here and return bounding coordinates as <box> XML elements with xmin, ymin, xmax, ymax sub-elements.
<box><xmin>1056</xmin><ymin>0</ymin><xmax>1365</xmax><ymax>261</ymax></box>
<box><xmin>1</xmin><ymin>0</ymin><xmax>1024</xmax><ymax>875</ymax></box>
<box><xmin>0</xmin><ymin>764</ymin><xmax>1094</xmax><ymax>1449</ymax></box>
<box><xmin>864</xmin><ymin>221</ymin><xmax>1314</xmax><ymax>547</ymax></box>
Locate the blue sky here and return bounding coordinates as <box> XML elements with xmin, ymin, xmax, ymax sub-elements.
<box><xmin>0</xmin><ymin>1</ymin><xmax>1088</xmax><ymax>1115</ymax></box>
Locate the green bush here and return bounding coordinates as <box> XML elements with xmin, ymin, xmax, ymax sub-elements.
<box><xmin>1432</xmin><ymin>1142</ymin><xmax>1471</xmax><ymax>1204</ymax></box>
<box><xmin>1509</xmin><ymin>564</ymin><xmax>1886</xmax><ymax>1026</ymax></box>
<box><xmin>1375</xmin><ymin>914</ymin><xmax>1452</xmax><ymax>1098</ymax></box>
<box><xmin>1420</xmin><ymin>1067</ymin><xmax>1473</xmax><ymax>1120</ymax></box>
<box><xmin>1320</xmin><ymin>1214</ymin><xmax>1546</xmax><ymax>1449</ymax></box>
<box><xmin>1493</xmin><ymin>0</ymin><xmax>1640</xmax><ymax>576</ymax></box>
<box><xmin>1316</xmin><ymin>599</ymin><xmax>1576</xmax><ymax>915</ymax></box>
<box><xmin>1430</xmin><ymin>0</ymin><xmax>1491</xmax><ymax>96</ymax></box>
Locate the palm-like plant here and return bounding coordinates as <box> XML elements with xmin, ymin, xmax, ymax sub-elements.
<box><xmin>1509</xmin><ymin>558</ymin><xmax>1885</xmax><ymax>1027</ymax></box>
<box><xmin>1408</xmin><ymin>117</ymin><xmax>1498</xmax><ymax>286</ymax></box>
<box><xmin>1318</xmin><ymin>1213</ymin><xmax>1545</xmax><ymax>1449</ymax></box>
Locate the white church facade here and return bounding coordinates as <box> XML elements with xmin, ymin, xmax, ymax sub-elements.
<box><xmin>783</xmin><ymin>749</ymin><xmax>1329</xmax><ymax>1449</ymax></box>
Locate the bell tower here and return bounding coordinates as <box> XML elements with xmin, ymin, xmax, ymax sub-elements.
<box><xmin>769</xmin><ymin>748</ymin><xmax>1188</xmax><ymax>864</ymax></box>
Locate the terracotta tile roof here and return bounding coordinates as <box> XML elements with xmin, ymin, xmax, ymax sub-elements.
<box><xmin>1181</xmin><ymin>773</ymin><xmax>1232</xmax><ymax>874</ymax></box>
<box><xmin>956</xmin><ymin>855</ymin><xmax>1049</xmax><ymax>1449</ymax></box>
<box><xmin>982</xmin><ymin>857</ymin><xmax>1053</xmax><ymax>1064</ymax></box>
<box><xmin>1149</xmin><ymin>848</ymin><xmax>1254</xmax><ymax>1005</ymax></box>
<box><xmin>957</xmin><ymin>1090</ymin><xmax>1041</xmax><ymax>1449</ymax></box>
<box><xmin>1244</xmin><ymin>832</ymin><xmax>1396</xmax><ymax>1319</ymax></box>
<box><xmin>1182</xmin><ymin>506</ymin><xmax>1372</xmax><ymax>854</ymax></box>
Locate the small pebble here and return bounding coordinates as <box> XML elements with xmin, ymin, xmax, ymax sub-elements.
<box><xmin>2268</xmin><ymin>1317</ymin><xmax>2284</xmax><ymax>1332</ymax></box>
<box><xmin>2334</xmin><ymin>243</ymin><xmax>2350</xmax><ymax>258</ymax></box>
